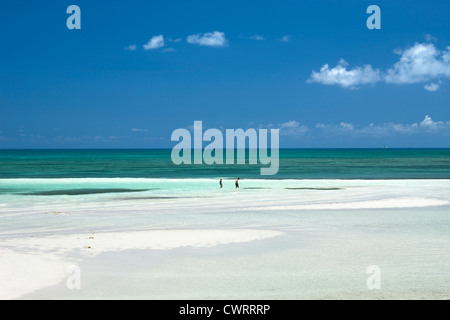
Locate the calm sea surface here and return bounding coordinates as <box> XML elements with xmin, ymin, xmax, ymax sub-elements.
<box><xmin>1</xmin><ymin>148</ymin><xmax>450</xmax><ymax>179</ymax></box>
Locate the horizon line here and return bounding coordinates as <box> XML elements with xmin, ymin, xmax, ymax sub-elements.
<box><xmin>1</xmin><ymin>147</ymin><xmax>450</xmax><ymax>151</ymax></box>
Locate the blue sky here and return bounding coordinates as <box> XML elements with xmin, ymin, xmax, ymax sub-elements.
<box><xmin>1</xmin><ymin>0</ymin><xmax>450</xmax><ymax>148</ymax></box>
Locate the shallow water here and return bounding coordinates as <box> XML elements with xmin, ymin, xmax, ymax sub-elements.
<box><xmin>1</xmin><ymin>149</ymin><xmax>449</xmax><ymax>299</ymax></box>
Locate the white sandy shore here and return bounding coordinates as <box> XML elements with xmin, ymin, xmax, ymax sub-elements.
<box><xmin>0</xmin><ymin>229</ymin><xmax>283</xmax><ymax>300</ymax></box>
<box><xmin>239</xmin><ymin>197</ymin><xmax>449</xmax><ymax>211</ymax></box>
<box><xmin>1</xmin><ymin>179</ymin><xmax>450</xmax><ymax>300</ymax></box>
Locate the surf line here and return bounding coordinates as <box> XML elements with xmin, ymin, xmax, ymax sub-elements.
<box><xmin>171</xmin><ymin>121</ymin><xmax>279</xmax><ymax>175</ymax></box>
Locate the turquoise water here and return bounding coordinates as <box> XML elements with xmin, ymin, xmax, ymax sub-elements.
<box><xmin>1</xmin><ymin>148</ymin><xmax>450</xmax><ymax>179</ymax></box>
<box><xmin>1</xmin><ymin>148</ymin><xmax>449</xmax><ymax>203</ymax></box>
<box><xmin>1</xmin><ymin>149</ymin><xmax>450</xmax><ymax>299</ymax></box>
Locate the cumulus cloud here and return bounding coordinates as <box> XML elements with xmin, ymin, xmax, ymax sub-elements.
<box><xmin>309</xmin><ymin>41</ymin><xmax>450</xmax><ymax>91</ymax></box>
<box><xmin>186</xmin><ymin>31</ymin><xmax>227</xmax><ymax>47</ymax></box>
<box><xmin>143</xmin><ymin>35</ymin><xmax>165</xmax><ymax>50</ymax></box>
<box><xmin>420</xmin><ymin>115</ymin><xmax>450</xmax><ymax>131</ymax></box>
<box><xmin>385</xmin><ymin>43</ymin><xmax>450</xmax><ymax>84</ymax></box>
<box><xmin>308</xmin><ymin>59</ymin><xmax>382</xmax><ymax>89</ymax></box>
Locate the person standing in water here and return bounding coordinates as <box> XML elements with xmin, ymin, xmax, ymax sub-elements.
<box><xmin>219</xmin><ymin>179</ymin><xmax>223</xmax><ymax>188</ymax></box>
<box><xmin>235</xmin><ymin>178</ymin><xmax>240</xmax><ymax>188</ymax></box>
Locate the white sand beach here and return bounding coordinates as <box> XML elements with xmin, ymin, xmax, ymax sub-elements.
<box><xmin>1</xmin><ymin>179</ymin><xmax>450</xmax><ymax>299</ymax></box>
<box><xmin>0</xmin><ymin>229</ymin><xmax>282</xmax><ymax>299</ymax></box>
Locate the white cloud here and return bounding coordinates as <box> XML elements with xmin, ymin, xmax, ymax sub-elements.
<box><xmin>143</xmin><ymin>35</ymin><xmax>165</xmax><ymax>50</ymax></box>
<box><xmin>308</xmin><ymin>59</ymin><xmax>382</xmax><ymax>89</ymax></box>
<box><xmin>309</xmin><ymin>41</ymin><xmax>450</xmax><ymax>90</ymax></box>
<box><xmin>358</xmin><ymin>122</ymin><xmax>419</xmax><ymax>136</ymax></box>
<box><xmin>94</xmin><ymin>135</ymin><xmax>126</xmax><ymax>142</ymax></box>
<box><xmin>255</xmin><ymin>120</ymin><xmax>308</xmax><ymax>137</ymax></box>
<box><xmin>424</xmin><ymin>82</ymin><xmax>440</xmax><ymax>91</ymax></box>
<box><xmin>186</xmin><ymin>31</ymin><xmax>227</xmax><ymax>47</ymax></box>
<box><xmin>280</xmin><ymin>35</ymin><xmax>290</xmax><ymax>42</ymax></box>
<box><xmin>425</xmin><ymin>34</ymin><xmax>437</xmax><ymax>43</ymax></box>
<box><xmin>249</xmin><ymin>34</ymin><xmax>265</xmax><ymax>41</ymax></box>
<box><xmin>420</xmin><ymin>115</ymin><xmax>450</xmax><ymax>131</ymax></box>
<box><xmin>315</xmin><ymin>115</ymin><xmax>450</xmax><ymax>137</ymax></box>
<box><xmin>54</xmin><ymin>135</ymin><xmax>88</xmax><ymax>143</ymax></box>
<box><xmin>273</xmin><ymin>121</ymin><xmax>309</xmax><ymax>136</ymax></box>
<box><xmin>339</xmin><ymin>122</ymin><xmax>354</xmax><ymax>130</ymax></box>
<box><xmin>280</xmin><ymin>120</ymin><xmax>300</xmax><ymax>128</ymax></box>
<box><xmin>316</xmin><ymin>122</ymin><xmax>362</xmax><ymax>134</ymax></box>
<box><xmin>385</xmin><ymin>43</ymin><xmax>450</xmax><ymax>84</ymax></box>
<box><xmin>124</xmin><ymin>44</ymin><xmax>137</xmax><ymax>51</ymax></box>
<box><xmin>420</xmin><ymin>115</ymin><xmax>435</xmax><ymax>128</ymax></box>
<box><xmin>131</xmin><ymin>128</ymin><xmax>148</xmax><ymax>132</ymax></box>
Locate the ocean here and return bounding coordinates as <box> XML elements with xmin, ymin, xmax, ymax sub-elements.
<box><xmin>1</xmin><ymin>148</ymin><xmax>450</xmax><ymax>179</ymax></box>
<box><xmin>1</xmin><ymin>149</ymin><xmax>449</xmax><ymax>299</ymax></box>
